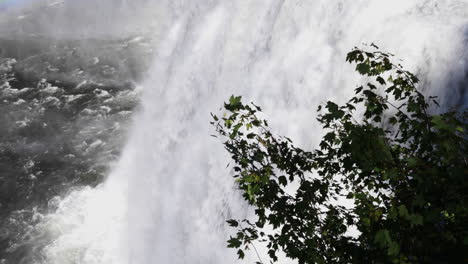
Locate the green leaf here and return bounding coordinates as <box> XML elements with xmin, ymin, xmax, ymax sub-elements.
<box><xmin>431</xmin><ymin>115</ymin><xmax>447</xmax><ymax>130</ymax></box>
<box><xmin>230</xmin><ymin>123</ymin><xmax>242</xmax><ymax>139</ymax></box>
<box><xmin>388</xmin><ymin>241</ymin><xmax>400</xmax><ymax>256</ymax></box>
<box><xmin>376</xmin><ymin>76</ymin><xmax>386</xmax><ymax>85</ymax></box>
<box><xmin>355</xmin><ymin>86</ymin><xmax>363</xmax><ymax>94</ymax></box>
<box><xmin>227</xmin><ymin>237</ymin><xmax>242</xmax><ymax>248</ymax></box>
<box><xmin>398</xmin><ymin>205</ymin><xmax>409</xmax><ymax>219</ymax></box>
<box><xmin>247</xmin><ymin>133</ymin><xmax>256</xmax><ymax>139</ymax></box>
<box><xmin>409</xmin><ymin>214</ymin><xmax>423</xmax><ymax>226</ymax></box>
<box><xmin>227</xmin><ymin>219</ymin><xmax>239</xmax><ymax>227</ymax></box>
<box><xmin>237</xmin><ymin>249</ymin><xmax>245</xmax><ymax>259</ymax></box>
<box><xmin>374</xmin><ymin>229</ymin><xmax>391</xmax><ymax>247</ymax></box>
<box><xmin>225</xmin><ymin>95</ymin><xmax>243</xmax><ymax>111</ymax></box>
<box><xmin>229</xmin><ymin>95</ymin><xmax>242</xmax><ymax>106</ymax></box>
<box><xmin>356</xmin><ymin>63</ymin><xmax>371</xmax><ymax>75</ymax></box>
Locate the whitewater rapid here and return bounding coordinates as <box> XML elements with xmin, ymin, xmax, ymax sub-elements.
<box><xmin>16</xmin><ymin>1</ymin><xmax>468</xmax><ymax>263</ymax></box>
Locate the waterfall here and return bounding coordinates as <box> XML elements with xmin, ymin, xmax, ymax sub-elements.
<box><xmin>13</xmin><ymin>1</ymin><xmax>467</xmax><ymax>263</ymax></box>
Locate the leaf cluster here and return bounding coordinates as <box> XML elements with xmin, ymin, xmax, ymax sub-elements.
<box><xmin>211</xmin><ymin>45</ymin><xmax>468</xmax><ymax>263</ymax></box>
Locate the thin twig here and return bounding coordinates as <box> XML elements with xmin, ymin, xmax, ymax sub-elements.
<box><xmin>250</xmin><ymin>241</ymin><xmax>264</xmax><ymax>264</ymax></box>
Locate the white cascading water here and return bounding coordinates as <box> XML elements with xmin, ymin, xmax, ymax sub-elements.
<box><xmin>29</xmin><ymin>1</ymin><xmax>467</xmax><ymax>263</ymax></box>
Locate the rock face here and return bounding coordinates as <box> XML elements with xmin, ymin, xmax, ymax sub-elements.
<box><xmin>0</xmin><ymin>36</ymin><xmax>153</xmax><ymax>260</ymax></box>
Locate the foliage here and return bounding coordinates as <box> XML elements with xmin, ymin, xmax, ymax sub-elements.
<box><xmin>211</xmin><ymin>45</ymin><xmax>468</xmax><ymax>264</ymax></box>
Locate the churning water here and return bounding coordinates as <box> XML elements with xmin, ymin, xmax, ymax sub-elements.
<box><xmin>2</xmin><ymin>1</ymin><xmax>468</xmax><ymax>263</ymax></box>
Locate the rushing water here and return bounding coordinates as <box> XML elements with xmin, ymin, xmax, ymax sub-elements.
<box><xmin>2</xmin><ymin>1</ymin><xmax>468</xmax><ymax>263</ymax></box>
